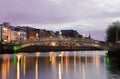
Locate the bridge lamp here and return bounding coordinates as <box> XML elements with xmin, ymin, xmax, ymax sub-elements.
<box><xmin>51</xmin><ymin>42</ymin><xmax>57</xmax><ymax>46</ymax></box>
<box><xmin>36</xmin><ymin>33</ymin><xmax>39</xmax><ymax>39</ymax></box>
<box><xmin>13</xmin><ymin>46</ymin><xmax>20</xmax><ymax>51</ymax></box>
<box><xmin>59</xmin><ymin>32</ymin><xmax>62</xmax><ymax>35</ymax></box>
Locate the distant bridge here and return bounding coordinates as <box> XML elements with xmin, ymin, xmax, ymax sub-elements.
<box><xmin>13</xmin><ymin>38</ymin><xmax>103</xmax><ymax>52</ymax></box>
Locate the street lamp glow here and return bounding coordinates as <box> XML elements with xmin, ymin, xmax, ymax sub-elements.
<box><xmin>59</xmin><ymin>32</ymin><xmax>62</xmax><ymax>35</ymax></box>
<box><xmin>3</xmin><ymin>27</ymin><xmax>8</xmax><ymax>31</ymax></box>
<box><xmin>18</xmin><ymin>32</ymin><xmax>21</xmax><ymax>36</ymax></box>
<box><xmin>51</xmin><ymin>42</ymin><xmax>57</xmax><ymax>46</ymax></box>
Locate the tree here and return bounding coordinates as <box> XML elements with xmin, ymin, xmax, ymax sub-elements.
<box><xmin>106</xmin><ymin>21</ymin><xmax>120</xmax><ymax>43</ymax></box>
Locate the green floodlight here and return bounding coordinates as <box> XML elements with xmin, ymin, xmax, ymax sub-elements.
<box><xmin>13</xmin><ymin>46</ymin><xmax>20</xmax><ymax>51</ymax></box>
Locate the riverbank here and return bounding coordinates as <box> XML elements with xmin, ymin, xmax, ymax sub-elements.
<box><xmin>107</xmin><ymin>43</ymin><xmax>120</xmax><ymax>57</ymax></box>
<box><xmin>0</xmin><ymin>44</ymin><xmax>14</xmax><ymax>54</ymax></box>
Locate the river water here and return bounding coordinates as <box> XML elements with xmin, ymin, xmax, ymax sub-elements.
<box><xmin>0</xmin><ymin>51</ymin><xmax>119</xmax><ymax>79</ymax></box>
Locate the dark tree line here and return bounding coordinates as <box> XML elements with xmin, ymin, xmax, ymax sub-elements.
<box><xmin>106</xmin><ymin>21</ymin><xmax>120</xmax><ymax>43</ymax></box>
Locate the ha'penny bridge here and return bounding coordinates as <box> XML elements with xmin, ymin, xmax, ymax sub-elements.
<box><xmin>13</xmin><ymin>39</ymin><xmax>103</xmax><ymax>52</ymax></box>
<box><xmin>1</xmin><ymin>37</ymin><xmax>105</xmax><ymax>53</ymax></box>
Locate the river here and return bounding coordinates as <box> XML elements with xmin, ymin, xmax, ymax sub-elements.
<box><xmin>0</xmin><ymin>51</ymin><xmax>119</xmax><ymax>79</ymax></box>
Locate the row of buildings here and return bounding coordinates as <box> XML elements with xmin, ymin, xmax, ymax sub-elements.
<box><xmin>0</xmin><ymin>22</ymin><xmax>97</xmax><ymax>44</ymax></box>
<box><xmin>0</xmin><ymin>22</ymin><xmax>56</xmax><ymax>43</ymax></box>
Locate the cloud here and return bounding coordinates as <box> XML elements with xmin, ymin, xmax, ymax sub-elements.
<box><xmin>0</xmin><ymin>0</ymin><xmax>102</xmax><ymax>24</ymax></box>
<box><xmin>83</xmin><ymin>29</ymin><xmax>106</xmax><ymax>41</ymax></box>
<box><xmin>1</xmin><ymin>0</ymin><xmax>119</xmax><ymax>24</ymax></box>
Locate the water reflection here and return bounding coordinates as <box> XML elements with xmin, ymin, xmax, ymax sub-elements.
<box><xmin>65</xmin><ymin>52</ymin><xmax>69</xmax><ymax>78</ymax></box>
<box><xmin>106</xmin><ymin>56</ymin><xmax>120</xmax><ymax>79</ymax></box>
<box><xmin>74</xmin><ymin>52</ymin><xmax>76</xmax><ymax>75</ymax></box>
<box><xmin>0</xmin><ymin>51</ymin><xmax>107</xmax><ymax>79</ymax></box>
<box><xmin>58</xmin><ymin>62</ymin><xmax>62</xmax><ymax>79</ymax></box>
<box><xmin>2</xmin><ymin>55</ymin><xmax>10</xmax><ymax>79</ymax></box>
<box><xmin>35</xmin><ymin>56</ymin><xmax>38</xmax><ymax>79</ymax></box>
<box><xmin>82</xmin><ymin>62</ymin><xmax>86</xmax><ymax>79</ymax></box>
<box><xmin>17</xmin><ymin>55</ymin><xmax>21</xmax><ymax>79</ymax></box>
<box><xmin>23</xmin><ymin>56</ymin><xmax>26</xmax><ymax>77</ymax></box>
<box><xmin>93</xmin><ymin>55</ymin><xmax>100</xmax><ymax>70</ymax></box>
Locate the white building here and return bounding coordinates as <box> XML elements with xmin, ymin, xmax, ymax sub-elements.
<box><xmin>0</xmin><ymin>22</ymin><xmax>27</xmax><ymax>44</ymax></box>
<box><xmin>14</xmin><ymin>26</ymin><xmax>27</xmax><ymax>43</ymax></box>
<box><xmin>0</xmin><ymin>22</ymin><xmax>16</xmax><ymax>43</ymax></box>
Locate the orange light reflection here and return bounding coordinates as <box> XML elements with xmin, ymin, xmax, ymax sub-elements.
<box><xmin>65</xmin><ymin>52</ymin><xmax>69</xmax><ymax>77</ymax></box>
<box><xmin>93</xmin><ymin>56</ymin><xmax>100</xmax><ymax>69</ymax></box>
<box><xmin>58</xmin><ymin>62</ymin><xmax>62</xmax><ymax>79</ymax></box>
<box><xmin>2</xmin><ymin>55</ymin><xmax>10</xmax><ymax>79</ymax></box>
<box><xmin>35</xmin><ymin>57</ymin><xmax>38</xmax><ymax>79</ymax></box>
<box><xmin>23</xmin><ymin>56</ymin><xmax>26</xmax><ymax>77</ymax></box>
<box><xmin>17</xmin><ymin>55</ymin><xmax>21</xmax><ymax>79</ymax></box>
<box><xmin>74</xmin><ymin>52</ymin><xmax>76</xmax><ymax>76</ymax></box>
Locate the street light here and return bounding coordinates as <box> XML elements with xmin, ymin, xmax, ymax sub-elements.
<box><xmin>59</xmin><ymin>32</ymin><xmax>62</xmax><ymax>40</ymax></box>
<box><xmin>59</xmin><ymin>32</ymin><xmax>62</xmax><ymax>35</ymax></box>
<box><xmin>51</xmin><ymin>42</ymin><xmax>57</xmax><ymax>46</ymax></box>
<box><xmin>36</xmin><ymin>33</ymin><xmax>39</xmax><ymax>40</ymax></box>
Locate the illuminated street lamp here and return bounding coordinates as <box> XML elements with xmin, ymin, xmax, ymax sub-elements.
<box><xmin>36</xmin><ymin>33</ymin><xmax>39</xmax><ymax>40</ymax></box>
<box><xmin>51</xmin><ymin>42</ymin><xmax>57</xmax><ymax>46</ymax></box>
<box><xmin>59</xmin><ymin>32</ymin><xmax>62</xmax><ymax>40</ymax></box>
<box><xmin>59</xmin><ymin>32</ymin><xmax>62</xmax><ymax>35</ymax></box>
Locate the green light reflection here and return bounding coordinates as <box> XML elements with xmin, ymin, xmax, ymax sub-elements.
<box><xmin>14</xmin><ymin>54</ymin><xmax>17</xmax><ymax>66</ymax></box>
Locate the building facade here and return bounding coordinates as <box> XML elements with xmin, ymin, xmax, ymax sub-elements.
<box><xmin>0</xmin><ymin>22</ymin><xmax>27</xmax><ymax>43</ymax></box>
<box><xmin>0</xmin><ymin>22</ymin><xmax>14</xmax><ymax>43</ymax></box>
<box><xmin>61</xmin><ymin>30</ymin><xmax>82</xmax><ymax>38</ymax></box>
